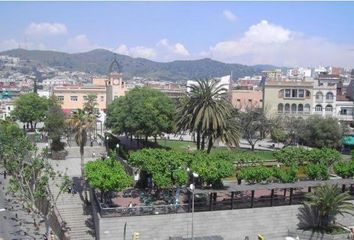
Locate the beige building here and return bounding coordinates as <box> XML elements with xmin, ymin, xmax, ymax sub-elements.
<box><xmin>263</xmin><ymin>80</ymin><xmax>314</xmax><ymax>117</ymax></box>
<box><xmin>53</xmin><ymin>85</ymin><xmax>107</xmax><ymax>113</ymax></box>
<box><xmin>53</xmin><ymin>58</ymin><xmax>127</xmax><ymax>112</ymax></box>
<box><xmin>231</xmin><ymin>89</ymin><xmax>263</xmax><ymax>111</ymax></box>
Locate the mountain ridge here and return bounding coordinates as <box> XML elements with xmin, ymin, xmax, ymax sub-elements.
<box><xmin>0</xmin><ymin>48</ymin><xmax>279</xmax><ymax>81</ymax></box>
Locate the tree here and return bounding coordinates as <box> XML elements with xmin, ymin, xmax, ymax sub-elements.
<box><xmin>0</xmin><ymin>120</ymin><xmax>34</xmax><ymax>176</ymax></box>
<box><xmin>106</xmin><ymin>87</ymin><xmax>175</xmax><ymax>142</ymax></box>
<box><xmin>83</xmin><ymin>94</ymin><xmax>98</xmax><ymax>142</ymax></box>
<box><xmin>300</xmin><ymin>184</ymin><xmax>354</xmax><ymax>230</ymax></box>
<box><xmin>85</xmin><ymin>157</ymin><xmax>132</xmax><ymax>203</ymax></box>
<box><xmin>190</xmin><ymin>151</ymin><xmax>234</xmax><ymax>186</ymax></box>
<box><xmin>45</xmin><ymin>95</ymin><xmax>66</xmax><ymax>151</ymax></box>
<box><xmin>301</xmin><ymin>116</ymin><xmax>343</xmax><ymax>149</ymax></box>
<box><xmin>175</xmin><ymin>78</ymin><xmax>239</xmax><ymax>153</ymax></box>
<box><xmin>282</xmin><ymin>116</ymin><xmax>305</xmax><ymax>146</ymax></box>
<box><xmin>238</xmin><ymin>108</ymin><xmax>269</xmax><ymax>151</ymax></box>
<box><xmin>67</xmin><ymin>109</ymin><xmax>95</xmax><ymax>177</ymax></box>
<box><xmin>0</xmin><ymin>121</ymin><xmax>70</xmax><ymax>235</ymax></box>
<box><xmin>11</xmin><ymin>92</ymin><xmax>48</xmax><ymax>130</ymax></box>
<box><xmin>129</xmin><ymin>148</ymin><xmax>190</xmax><ymax>189</ymax></box>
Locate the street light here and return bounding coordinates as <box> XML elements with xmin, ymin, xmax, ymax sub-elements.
<box><xmin>189</xmin><ymin>171</ymin><xmax>199</xmax><ymax>240</ymax></box>
<box><xmin>105</xmin><ymin>135</ymin><xmax>110</xmax><ymax>153</ymax></box>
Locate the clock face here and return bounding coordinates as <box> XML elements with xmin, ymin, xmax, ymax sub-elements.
<box><xmin>113</xmin><ymin>79</ymin><xmax>119</xmax><ymax>85</ymax></box>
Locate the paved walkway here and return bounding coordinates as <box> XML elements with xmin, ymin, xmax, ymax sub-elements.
<box><xmin>0</xmin><ymin>171</ymin><xmax>46</xmax><ymax>240</ymax></box>
<box><xmin>39</xmin><ymin>142</ymin><xmax>100</xmax><ymax>240</ymax></box>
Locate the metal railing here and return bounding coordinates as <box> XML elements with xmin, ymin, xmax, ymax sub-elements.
<box><xmin>93</xmin><ymin>191</ymin><xmax>189</xmax><ymax>218</ymax></box>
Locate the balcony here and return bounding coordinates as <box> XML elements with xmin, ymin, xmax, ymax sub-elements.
<box><xmin>325</xmin><ymin>98</ymin><xmax>334</xmax><ymax>103</ymax></box>
<box><xmin>338</xmin><ymin>114</ymin><xmax>354</xmax><ymax>122</ymax></box>
<box><xmin>315</xmin><ymin>98</ymin><xmax>323</xmax><ymax>103</ymax></box>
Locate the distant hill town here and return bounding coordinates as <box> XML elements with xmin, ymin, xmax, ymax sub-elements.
<box><xmin>0</xmin><ymin>48</ymin><xmax>277</xmax><ymax>82</ymax></box>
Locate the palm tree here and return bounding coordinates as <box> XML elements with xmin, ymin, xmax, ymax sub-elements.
<box><xmin>67</xmin><ymin>109</ymin><xmax>95</xmax><ymax>177</ymax></box>
<box><xmin>302</xmin><ymin>184</ymin><xmax>354</xmax><ymax>229</ymax></box>
<box><xmin>175</xmin><ymin>78</ymin><xmax>239</xmax><ymax>153</ymax></box>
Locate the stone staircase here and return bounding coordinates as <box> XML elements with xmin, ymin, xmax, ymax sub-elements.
<box><xmin>51</xmin><ymin>177</ymin><xmax>96</xmax><ymax>240</ymax></box>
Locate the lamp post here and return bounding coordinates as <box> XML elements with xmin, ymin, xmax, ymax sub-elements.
<box><xmin>189</xmin><ymin>171</ymin><xmax>199</xmax><ymax>240</ymax></box>
<box><xmin>105</xmin><ymin>136</ymin><xmax>109</xmax><ymax>153</ymax></box>
<box><xmin>116</xmin><ymin>143</ymin><xmax>120</xmax><ymax>156</ymax></box>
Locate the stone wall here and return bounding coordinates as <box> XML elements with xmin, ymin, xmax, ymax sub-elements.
<box><xmin>93</xmin><ymin>203</ymin><xmax>354</xmax><ymax>240</ymax></box>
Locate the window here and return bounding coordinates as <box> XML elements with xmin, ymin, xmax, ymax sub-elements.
<box><xmin>325</xmin><ymin>104</ymin><xmax>333</xmax><ymax>112</ymax></box>
<box><xmin>316</xmin><ymin>92</ymin><xmax>323</xmax><ymax>100</ymax></box>
<box><xmin>326</xmin><ymin>92</ymin><xmax>334</xmax><ymax>100</ymax></box>
<box><xmin>248</xmin><ymin>99</ymin><xmax>252</xmax><ymax>102</ymax></box>
<box><xmin>83</xmin><ymin>95</ymin><xmax>88</xmax><ymax>101</ymax></box>
<box><xmin>304</xmin><ymin>104</ymin><xmax>311</xmax><ymax>113</ymax></box>
<box><xmin>285</xmin><ymin>89</ymin><xmax>291</xmax><ymax>98</ymax></box>
<box><xmin>341</xmin><ymin>109</ymin><xmax>347</xmax><ymax>115</ymax></box>
<box><xmin>57</xmin><ymin>96</ymin><xmax>64</xmax><ymax>101</ymax></box>
<box><xmin>101</xmin><ymin>96</ymin><xmax>104</xmax><ymax>102</ymax></box>
<box><xmin>291</xmin><ymin>89</ymin><xmax>298</xmax><ymax>98</ymax></box>
<box><xmin>278</xmin><ymin>89</ymin><xmax>284</xmax><ymax>98</ymax></box>
<box><xmin>278</xmin><ymin>103</ymin><xmax>283</xmax><ymax>113</ymax></box>
<box><xmin>315</xmin><ymin>104</ymin><xmax>322</xmax><ymax>112</ymax></box>
<box><xmin>285</xmin><ymin>103</ymin><xmax>290</xmax><ymax>113</ymax></box>
<box><xmin>306</xmin><ymin>90</ymin><xmax>311</xmax><ymax>97</ymax></box>
<box><xmin>298</xmin><ymin>104</ymin><xmax>303</xmax><ymax>112</ymax></box>
<box><xmin>291</xmin><ymin>103</ymin><xmax>297</xmax><ymax>113</ymax></box>
<box><xmin>298</xmin><ymin>89</ymin><xmax>304</xmax><ymax>98</ymax></box>
<box><xmin>70</xmin><ymin>96</ymin><xmax>78</xmax><ymax>101</ymax></box>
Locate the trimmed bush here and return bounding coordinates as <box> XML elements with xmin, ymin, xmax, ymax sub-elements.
<box><xmin>272</xmin><ymin>165</ymin><xmax>298</xmax><ymax>183</ymax></box>
<box><xmin>333</xmin><ymin>160</ymin><xmax>354</xmax><ymax>178</ymax></box>
<box><xmin>305</xmin><ymin>163</ymin><xmax>329</xmax><ymax>180</ymax></box>
<box><xmin>240</xmin><ymin>166</ymin><xmax>272</xmax><ymax>184</ymax></box>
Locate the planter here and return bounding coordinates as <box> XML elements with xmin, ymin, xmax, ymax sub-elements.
<box><xmin>288</xmin><ymin>229</ymin><xmax>349</xmax><ymax>240</ymax></box>
<box><xmin>51</xmin><ymin>150</ymin><xmax>67</xmax><ymax>160</ymax></box>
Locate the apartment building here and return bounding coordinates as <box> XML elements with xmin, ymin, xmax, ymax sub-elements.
<box><xmin>231</xmin><ymin>89</ymin><xmax>263</xmax><ymax>111</ymax></box>
<box><xmin>53</xmin><ymin>58</ymin><xmax>127</xmax><ymax>112</ymax></box>
<box><xmin>263</xmin><ymin>79</ymin><xmax>314</xmax><ymax>117</ymax></box>
<box><xmin>263</xmin><ymin>75</ymin><xmax>354</xmax><ymax>122</ymax></box>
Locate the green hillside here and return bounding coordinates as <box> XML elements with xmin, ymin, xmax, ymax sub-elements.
<box><xmin>1</xmin><ymin>48</ymin><xmax>277</xmax><ymax>81</ymax></box>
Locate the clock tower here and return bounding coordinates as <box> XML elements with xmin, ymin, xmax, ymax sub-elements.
<box><xmin>106</xmin><ymin>55</ymin><xmax>126</xmax><ymax>106</ymax></box>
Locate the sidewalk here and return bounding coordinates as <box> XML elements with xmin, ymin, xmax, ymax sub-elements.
<box><xmin>0</xmin><ymin>170</ymin><xmax>47</xmax><ymax>240</ymax></box>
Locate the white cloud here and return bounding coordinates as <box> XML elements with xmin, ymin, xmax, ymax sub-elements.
<box><xmin>25</xmin><ymin>22</ymin><xmax>68</xmax><ymax>36</ymax></box>
<box><xmin>157</xmin><ymin>38</ymin><xmax>190</xmax><ymax>57</ymax></box>
<box><xmin>0</xmin><ymin>39</ymin><xmax>47</xmax><ymax>51</ymax></box>
<box><xmin>222</xmin><ymin>10</ymin><xmax>237</xmax><ymax>22</ymax></box>
<box><xmin>0</xmin><ymin>39</ymin><xmax>19</xmax><ymax>51</ymax></box>
<box><xmin>130</xmin><ymin>46</ymin><xmax>156</xmax><ymax>58</ymax></box>
<box><xmin>210</xmin><ymin>20</ymin><xmax>354</xmax><ymax>67</ymax></box>
<box><xmin>67</xmin><ymin>34</ymin><xmax>99</xmax><ymax>52</ymax></box>
<box><xmin>116</xmin><ymin>44</ymin><xmax>130</xmax><ymax>55</ymax></box>
<box><xmin>115</xmin><ymin>39</ymin><xmax>189</xmax><ymax>61</ymax></box>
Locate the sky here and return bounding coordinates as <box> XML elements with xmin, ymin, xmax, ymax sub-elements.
<box><xmin>1</xmin><ymin>2</ymin><xmax>354</xmax><ymax>67</ymax></box>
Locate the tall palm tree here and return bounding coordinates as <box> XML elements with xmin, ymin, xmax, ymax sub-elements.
<box><xmin>303</xmin><ymin>184</ymin><xmax>354</xmax><ymax>229</ymax></box>
<box><xmin>67</xmin><ymin>109</ymin><xmax>95</xmax><ymax>177</ymax></box>
<box><xmin>176</xmin><ymin>78</ymin><xmax>239</xmax><ymax>153</ymax></box>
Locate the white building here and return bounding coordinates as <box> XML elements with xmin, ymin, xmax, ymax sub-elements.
<box><xmin>187</xmin><ymin>75</ymin><xmax>231</xmax><ymax>93</ymax></box>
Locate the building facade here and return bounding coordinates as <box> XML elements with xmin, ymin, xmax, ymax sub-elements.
<box><xmin>231</xmin><ymin>89</ymin><xmax>263</xmax><ymax>111</ymax></box>
<box><xmin>53</xmin><ymin>58</ymin><xmax>127</xmax><ymax>112</ymax></box>
<box><xmin>263</xmin><ymin>80</ymin><xmax>314</xmax><ymax>117</ymax></box>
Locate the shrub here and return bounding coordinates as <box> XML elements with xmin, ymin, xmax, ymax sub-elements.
<box><xmin>272</xmin><ymin>165</ymin><xmax>298</xmax><ymax>183</ymax></box>
<box><xmin>333</xmin><ymin>160</ymin><xmax>354</xmax><ymax>178</ymax></box>
<box><xmin>305</xmin><ymin>163</ymin><xmax>329</xmax><ymax>180</ymax></box>
<box><xmin>240</xmin><ymin>166</ymin><xmax>272</xmax><ymax>184</ymax></box>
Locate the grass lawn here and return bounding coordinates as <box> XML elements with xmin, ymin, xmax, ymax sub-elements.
<box><xmin>157</xmin><ymin>139</ymin><xmax>275</xmax><ymax>160</ymax></box>
<box><xmin>157</xmin><ymin>139</ymin><xmax>196</xmax><ymax>152</ymax></box>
